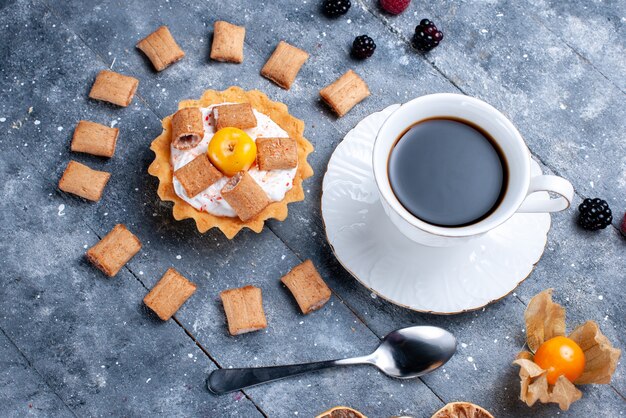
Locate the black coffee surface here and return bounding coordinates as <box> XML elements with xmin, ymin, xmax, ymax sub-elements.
<box><xmin>388</xmin><ymin>118</ymin><xmax>506</xmax><ymax>227</ymax></box>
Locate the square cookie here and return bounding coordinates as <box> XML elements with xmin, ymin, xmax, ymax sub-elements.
<box><xmin>210</xmin><ymin>21</ymin><xmax>245</xmax><ymax>63</ymax></box>
<box><xmin>220</xmin><ymin>285</ymin><xmax>267</xmax><ymax>335</ymax></box>
<box><xmin>136</xmin><ymin>25</ymin><xmax>185</xmax><ymax>71</ymax></box>
<box><xmin>144</xmin><ymin>268</ymin><xmax>197</xmax><ymax>321</ymax></box>
<box><xmin>89</xmin><ymin>70</ymin><xmax>139</xmax><ymax>107</ymax></box>
<box><xmin>58</xmin><ymin>160</ymin><xmax>111</xmax><ymax>202</ymax></box>
<box><xmin>174</xmin><ymin>154</ymin><xmax>223</xmax><ymax>198</ymax></box>
<box><xmin>320</xmin><ymin>70</ymin><xmax>370</xmax><ymax>117</ymax></box>
<box><xmin>86</xmin><ymin>224</ymin><xmax>142</xmax><ymax>277</ymax></box>
<box><xmin>256</xmin><ymin>137</ymin><xmax>298</xmax><ymax>171</ymax></box>
<box><xmin>221</xmin><ymin>171</ymin><xmax>270</xmax><ymax>222</ymax></box>
<box><xmin>213</xmin><ymin>103</ymin><xmax>257</xmax><ymax>131</ymax></box>
<box><xmin>260</xmin><ymin>41</ymin><xmax>309</xmax><ymax>89</ymax></box>
<box><xmin>281</xmin><ymin>260</ymin><xmax>331</xmax><ymax>314</ymax></box>
<box><xmin>71</xmin><ymin>120</ymin><xmax>119</xmax><ymax>158</ymax></box>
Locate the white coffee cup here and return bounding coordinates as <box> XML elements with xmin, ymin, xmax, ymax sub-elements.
<box><xmin>372</xmin><ymin>93</ymin><xmax>574</xmax><ymax>247</ymax></box>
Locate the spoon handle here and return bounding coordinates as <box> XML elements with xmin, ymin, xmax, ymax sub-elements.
<box><xmin>208</xmin><ymin>357</ymin><xmax>366</xmax><ymax>394</ymax></box>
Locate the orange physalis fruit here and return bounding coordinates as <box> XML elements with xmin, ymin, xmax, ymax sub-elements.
<box><xmin>534</xmin><ymin>336</ymin><xmax>585</xmax><ymax>385</ymax></box>
<box><xmin>208</xmin><ymin>127</ymin><xmax>257</xmax><ymax>176</ymax></box>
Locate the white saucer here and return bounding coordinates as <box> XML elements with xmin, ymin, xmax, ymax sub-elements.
<box><xmin>321</xmin><ymin>104</ymin><xmax>551</xmax><ymax>314</ymax></box>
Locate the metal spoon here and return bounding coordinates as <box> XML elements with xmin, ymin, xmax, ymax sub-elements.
<box><xmin>208</xmin><ymin>325</ymin><xmax>456</xmax><ymax>394</ymax></box>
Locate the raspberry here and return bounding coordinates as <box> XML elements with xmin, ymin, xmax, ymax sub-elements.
<box><xmin>577</xmin><ymin>198</ymin><xmax>612</xmax><ymax>231</ymax></box>
<box><xmin>351</xmin><ymin>35</ymin><xmax>376</xmax><ymax>59</ymax></box>
<box><xmin>322</xmin><ymin>0</ymin><xmax>351</xmax><ymax>18</ymax></box>
<box><xmin>412</xmin><ymin>19</ymin><xmax>444</xmax><ymax>52</ymax></box>
<box><xmin>379</xmin><ymin>0</ymin><xmax>411</xmax><ymax>15</ymax></box>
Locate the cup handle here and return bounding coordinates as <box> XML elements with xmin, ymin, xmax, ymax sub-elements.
<box><xmin>517</xmin><ymin>175</ymin><xmax>574</xmax><ymax>213</ymax></box>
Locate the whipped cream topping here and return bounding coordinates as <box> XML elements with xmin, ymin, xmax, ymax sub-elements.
<box><xmin>171</xmin><ymin>104</ymin><xmax>297</xmax><ymax>217</ymax></box>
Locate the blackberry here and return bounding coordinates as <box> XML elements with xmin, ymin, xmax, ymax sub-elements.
<box><xmin>412</xmin><ymin>19</ymin><xmax>444</xmax><ymax>52</ymax></box>
<box><xmin>352</xmin><ymin>35</ymin><xmax>376</xmax><ymax>59</ymax></box>
<box><xmin>577</xmin><ymin>198</ymin><xmax>612</xmax><ymax>231</ymax></box>
<box><xmin>322</xmin><ymin>0</ymin><xmax>351</xmax><ymax>17</ymax></box>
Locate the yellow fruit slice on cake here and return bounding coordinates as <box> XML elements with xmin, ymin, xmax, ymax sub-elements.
<box><xmin>207</xmin><ymin>127</ymin><xmax>257</xmax><ymax>176</ymax></box>
<box><xmin>431</xmin><ymin>402</ymin><xmax>494</xmax><ymax>418</ymax></box>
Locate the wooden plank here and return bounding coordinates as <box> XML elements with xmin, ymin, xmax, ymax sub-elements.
<box><xmin>522</xmin><ymin>0</ymin><xmax>626</xmax><ymax>91</ymax></box>
<box><xmin>0</xmin><ymin>0</ymin><xmax>622</xmax><ymax>416</ymax></box>
<box><xmin>0</xmin><ymin>330</ymin><xmax>75</xmax><ymax>417</ymax></box>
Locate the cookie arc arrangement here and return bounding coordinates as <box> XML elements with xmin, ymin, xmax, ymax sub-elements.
<box><xmin>55</xmin><ymin>24</ymin><xmax>322</xmax><ymax>331</ymax></box>
<box><xmin>83</xmin><ymin>222</ymin><xmax>331</xmax><ymax>330</ymax></box>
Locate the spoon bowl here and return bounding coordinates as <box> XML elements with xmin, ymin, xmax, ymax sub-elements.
<box><xmin>369</xmin><ymin>326</ymin><xmax>457</xmax><ymax>378</ymax></box>
<box><xmin>208</xmin><ymin>325</ymin><xmax>456</xmax><ymax>394</ymax></box>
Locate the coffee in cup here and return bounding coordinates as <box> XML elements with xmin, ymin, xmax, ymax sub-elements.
<box><xmin>388</xmin><ymin>117</ymin><xmax>508</xmax><ymax>227</ymax></box>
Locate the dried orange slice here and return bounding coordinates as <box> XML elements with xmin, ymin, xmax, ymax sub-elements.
<box><xmin>431</xmin><ymin>402</ymin><xmax>494</xmax><ymax>418</ymax></box>
<box><xmin>315</xmin><ymin>406</ymin><xmax>366</xmax><ymax>418</ymax></box>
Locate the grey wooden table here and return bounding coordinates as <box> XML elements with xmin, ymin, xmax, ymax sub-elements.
<box><xmin>1</xmin><ymin>0</ymin><xmax>624</xmax><ymax>416</ymax></box>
